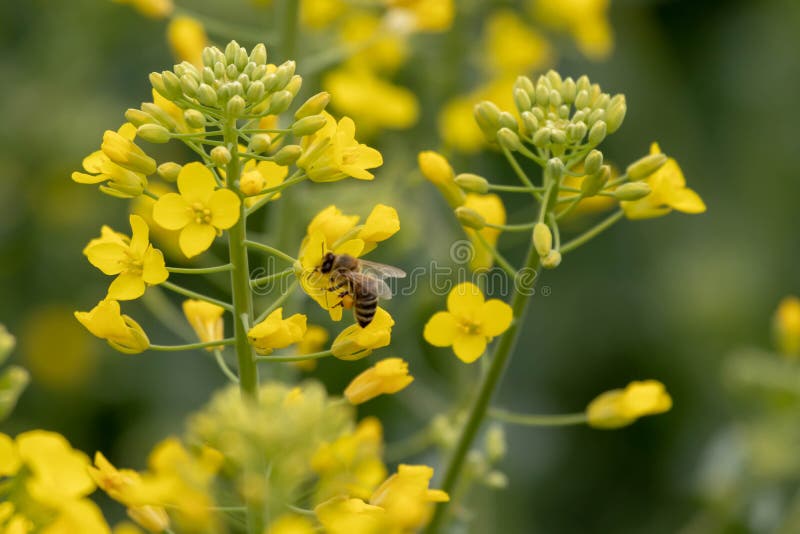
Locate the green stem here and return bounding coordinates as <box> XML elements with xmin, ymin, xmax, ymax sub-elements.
<box><xmin>250</xmin><ymin>268</ymin><xmax>294</xmax><ymax>289</ymax></box>
<box><xmin>223</xmin><ymin>116</ymin><xmax>263</xmax><ymax>534</ymax></box>
<box><xmin>244</xmin><ymin>240</ymin><xmax>297</xmax><ymax>263</ymax></box>
<box><xmin>278</xmin><ymin>0</ymin><xmax>300</xmax><ymax>62</ymax></box>
<box><xmin>487</xmin><ymin>183</ymin><xmax>544</xmax><ymax>193</ymax></box>
<box><xmin>149</xmin><ymin>339</ymin><xmax>235</xmax><ymax>351</ymax></box>
<box><xmin>255</xmin><ymin>349</ymin><xmax>333</xmax><ymax>363</ymax></box>
<box><xmin>425</xmin><ymin>244</ymin><xmax>540</xmax><ymax>534</ymax></box>
<box><xmin>214</xmin><ymin>349</ymin><xmax>240</xmax><ymax>383</ymax></box>
<box><xmin>501</xmin><ymin>146</ymin><xmax>542</xmax><ymax>201</ymax></box>
<box><xmin>167</xmin><ymin>264</ymin><xmax>233</xmax><ymax>274</ymax></box>
<box><xmin>484</xmin><ymin>221</ymin><xmax>536</xmax><ymax>232</ymax></box>
<box><xmin>472</xmin><ymin>232</ymin><xmax>517</xmax><ymax>278</ymax></box>
<box><xmin>489</xmin><ymin>409</ymin><xmax>587</xmax><ymax>427</ymax></box>
<box><xmin>161</xmin><ymin>281</ymin><xmax>233</xmax><ymax>311</ymax></box>
<box><xmin>560</xmin><ymin>210</ymin><xmax>624</xmax><ymax>254</ymax></box>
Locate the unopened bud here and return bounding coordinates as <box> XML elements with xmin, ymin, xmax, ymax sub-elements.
<box><xmin>291</xmin><ymin>114</ymin><xmax>327</xmax><ymax>136</ymax></box>
<box><xmin>226</xmin><ymin>95</ymin><xmax>246</xmax><ymax>117</ymax></box>
<box><xmin>180</xmin><ymin>74</ymin><xmax>199</xmax><ymax>97</ymax></box>
<box><xmin>521</xmin><ymin>111</ymin><xmax>538</xmax><ymax>134</ymax></box>
<box><xmin>224</xmin><ymin>40</ymin><xmax>240</xmax><ymax>65</ymax></box>
<box><xmin>272</xmin><ymin>144</ymin><xmax>302</xmax><ymax>165</ymax></box>
<box><xmin>274</xmin><ymin>61</ymin><xmax>297</xmax><ymax>88</ymax></box>
<box><xmin>201</xmin><ymin>66</ymin><xmax>215</xmax><ymax>85</ymax></box>
<box><xmin>498</xmin><ymin>112</ymin><xmax>518</xmax><ymax>132</ymax></box>
<box><xmin>161</xmin><ymin>71</ymin><xmax>182</xmax><ymax>99</ymax></box>
<box><xmin>497</xmin><ymin>128</ymin><xmax>522</xmax><ymax>152</ymax></box>
<box><xmin>136</xmin><ymin>124</ymin><xmax>171</xmax><ymax>144</ymax></box>
<box><xmin>546</xmin><ymin>158</ymin><xmax>564</xmax><ymax>182</ymax></box>
<box><xmin>196</xmin><ymin>83</ymin><xmax>218</xmax><ymax>107</ymax></box>
<box><xmin>246</xmin><ymin>80</ymin><xmax>265</xmax><ymax>103</ymax></box>
<box><xmin>235</xmin><ymin>47</ymin><xmax>249</xmax><ymax>71</ymax></box>
<box><xmin>474</xmin><ymin>101</ymin><xmax>501</xmax><ymax>135</ymax></box>
<box><xmin>125</xmin><ymin>108</ymin><xmax>154</xmax><ymax>127</ymax></box>
<box><xmin>250</xmin><ymin>133</ymin><xmax>272</xmax><ymax>153</ymax></box>
<box><xmin>532</xmin><ymin>127</ymin><xmax>552</xmax><ymax>147</ymax></box>
<box><xmin>455</xmin><ymin>173</ymin><xmax>490</xmax><ymax>194</ymax></box>
<box><xmin>295</xmin><ymin>92</ymin><xmax>330</xmax><ymax>119</ymax></box>
<box><xmin>549</xmin><ymin>129</ymin><xmax>567</xmax><ymax>146</ymax></box>
<box><xmin>157</xmin><ymin>162</ymin><xmax>182</xmax><ymax>182</ymax></box>
<box><xmin>239</xmin><ymin>170</ymin><xmax>265</xmax><ymax>196</ymax></box>
<box><xmin>201</xmin><ymin>47</ymin><xmax>216</xmax><ymax>68</ymax></box>
<box><xmin>549</xmin><ymin>89</ymin><xmax>562</xmax><ymax>108</ymax></box>
<box><xmin>535</xmin><ymin>84</ymin><xmax>549</xmax><ymax>107</ymax></box>
<box><xmin>581</xmin><ymin>165</ymin><xmax>610</xmax><ymax>197</ymax></box>
<box><xmin>268</xmin><ymin>90</ymin><xmax>293</xmax><ymax>115</ymax></box>
<box><xmin>626</xmin><ymin>153</ymin><xmax>667</xmax><ymax>180</ymax></box>
<box><xmin>561</xmin><ymin>77</ymin><xmax>577</xmax><ymax>104</ymax></box>
<box><xmin>140</xmin><ymin>103</ymin><xmax>177</xmax><ymax>131</ymax></box>
<box><xmin>583</xmin><ymin>150</ymin><xmax>603</xmax><ymax>175</ymax></box>
<box><xmin>183</xmin><ymin>109</ymin><xmax>206</xmax><ymax>129</ymax></box>
<box><xmin>210</xmin><ymin>146</ymin><xmax>232</xmax><ymax>167</ymax></box>
<box><xmin>513</xmin><ymin>88</ymin><xmax>532</xmax><ymax>113</ymax></box>
<box><xmin>588</xmin><ymin>120</ymin><xmax>607</xmax><ymax>146</ymax></box>
<box><xmin>250</xmin><ymin>43</ymin><xmax>267</xmax><ymax>65</ymax></box>
<box><xmin>541</xmin><ymin>250</ymin><xmax>562</xmax><ymax>269</ymax></box>
<box><xmin>148</xmin><ymin>72</ymin><xmax>169</xmax><ymax>99</ymax></box>
<box><xmin>574</xmin><ymin>90</ymin><xmax>590</xmax><ymax>110</ymax></box>
<box><xmin>606</xmin><ymin>94</ymin><xmax>627</xmax><ymax>133</ymax></box>
<box><xmin>455</xmin><ymin>207</ymin><xmax>486</xmax><ymax>230</ymax></box>
<box><xmin>284</xmin><ymin>75</ymin><xmax>303</xmax><ymax>96</ymax></box>
<box><xmin>533</xmin><ymin>223</ymin><xmax>552</xmax><ymax>257</ymax></box>
<box><xmin>614</xmin><ymin>182</ymin><xmax>652</xmax><ymax>201</ymax></box>
<box><xmin>515</xmin><ymin>75</ymin><xmax>535</xmax><ymax>98</ymax></box>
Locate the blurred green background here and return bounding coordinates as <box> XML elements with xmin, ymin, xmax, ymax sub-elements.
<box><xmin>2</xmin><ymin>0</ymin><xmax>799</xmax><ymax>532</ymax></box>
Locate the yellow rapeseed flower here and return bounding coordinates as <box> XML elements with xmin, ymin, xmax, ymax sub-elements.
<box><xmin>293</xmin><ymin>324</ymin><xmax>329</xmax><ymax>371</ymax></box>
<box><xmin>418</xmin><ymin>151</ymin><xmax>466</xmax><ymax>209</ymax></box>
<box><xmin>152</xmin><ymin>162</ymin><xmax>241</xmax><ymax>258</ymax></box>
<box><xmin>182</xmin><ymin>300</ymin><xmax>225</xmax><ymax>350</ymax></box>
<box><xmin>531</xmin><ymin>0</ymin><xmax>613</xmax><ymax>60</ymax></box>
<box><xmin>424</xmin><ymin>282</ymin><xmax>512</xmax><ymax>363</ymax></box>
<box><xmin>620</xmin><ymin>143</ymin><xmax>706</xmax><ymax>220</ymax></box>
<box><xmin>773</xmin><ymin>296</ymin><xmax>800</xmax><ymax>358</ymax></box>
<box><xmin>369</xmin><ymin>464</ymin><xmax>449</xmax><ymax>531</ymax></box>
<box><xmin>484</xmin><ymin>10</ymin><xmax>552</xmax><ymax>75</ymax></box>
<box><xmin>338</xmin><ymin>12</ymin><xmax>408</xmax><ymax>74</ymax></box>
<box><xmin>331</xmin><ymin>308</ymin><xmax>395</xmax><ymax>360</ymax></box>
<box><xmin>297</xmin><ymin>113</ymin><xmax>383</xmax><ymax>183</ymax></box>
<box><xmin>72</xmin><ymin>124</ymin><xmax>149</xmax><ymax>198</ymax></box>
<box><xmin>344</xmin><ymin>358</ymin><xmax>414</xmax><ymax>404</ymax></box>
<box><xmin>240</xmin><ymin>159</ymin><xmax>288</xmax><ymax>207</ymax></box>
<box><xmin>267</xmin><ymin>514</ymin><xmax>316</xmax><ymax>534</ymax></box>
<box><xmin>112</xmin><ymin>0</ymin><xmax>173</xmax><ymax>19</ymax></box>
<box><xmin>300</xmin><ymin>0</ymin><xmax>346</xmax><ymax>29</ymax></box>
<box><xmin>387</xmin><ymin>0</ymin><xmax>454</xmax><ymax>32</ymax></box>
<box><xmin>462</xmin><ymin>193</ymin><xmax>506</xmax><ymax>271</ymax></box>
<box><xmin>83</xmin><ymin>214</ymin><xmax>168</xmax><ymax>300</ymax></box>
<box><xmin>586</xmin><ymin>380</ymin><xmax>673</xmax><ymax>429</ymax></box>
<box><xmin>101</xmin><ymin>129</ymin><xmax>157</xmax><ymax>176</ymax></box>
<box><xmin>247</xmin><ymin>308</ymin><xmax>307</xmax><ymax>355</ymax></box>
<box><xmin>88</xmin><ymin>452</ymin><xmax>145</xmax><ymax>505</ymax></box>
<box><xmin>315</xmin><ymin>496</ymin><xmax>385</xmax><ymax>534</ymax></box>
<box><xmin>166</xmin><ymin>16</ymin><xmax>207</xmax><ymax>67</ymax></box>
<box><xmin>75</xmin><ymin>299</ymin><xmax>149</xmax><ymax>354</ymax></box>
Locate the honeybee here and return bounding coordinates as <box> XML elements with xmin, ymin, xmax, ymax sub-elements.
<box><xmin>318</xmin><ymin>252</ymin><xmax>406</xmax><ymax>327</ymax></box>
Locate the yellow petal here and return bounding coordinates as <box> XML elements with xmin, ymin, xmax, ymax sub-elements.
<box><xmin>452</xmin><ymin>333</ymin><xmax>487</xmax><ymax>363</ymax></box>
<box><xmin>84</xmin><ymin>243</ymin><xmax>127</xmax><ymax>275</ymax></box>
<box><xmin>447</xmin><ymin>282</ymin><xmax>484</xmax><ymax>315</ymax></box>
<box><xmin>479</xmin><ymin>299</ymin><xmax>513</xmax><ymax>337</ymax></box>
<box><xmin>177</xmin><ymin>162</ymin><xmax>216</xmax><ymax>204</ymax></box>
<box><xmin>71</xmin><ymin>171</ymin><xmax>105</xmax><ymax>184</ymax></box>
<box><xmin>142</xmin><ymin>248</ymin><xmax>168</xmax><ymax>285</ymax></box>
<box><xmin>128</xmin><ymin>214</ymin><xmax>150</xmax><ymax>257</ymax></box>
<box><xmin>207</xmin><ymin>189</ymin><xmax>241</xmax><ymax>229</ymax></box>
<box><xmin>666</xmin><ymin>187</ymin><xmax>706</xmax><ymax>214</ymax></box>
<box><xmin>152</xmin><ymin>193</ymin><xmax>191</xmax><ymax>230</ymax></box>
<box><xmin>0</xmin><ymin>433</ymin><xmax>20</xmax><ymax>476</ymax></box>
<box><xmin>423</xmin><ymin>312</ymin><xmax>459</xmax><ymax>347</ymax></box>
<box><xmin>179</xmin><ymin>222</ymin><xmax>216</xmax><ymax>258</ymax></box>
<box><xmin>359</xmin><ymin>204</ymin><xmax>400</xmax><ymax>242</ymax></box>
<box><xmin>108</xmin><ymin>273</ymin><xmax>146</xmax><ymax>301</ymax></box>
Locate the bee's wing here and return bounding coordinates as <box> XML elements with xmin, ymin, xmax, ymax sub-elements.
<box><xmin>358</xmin><ymin>259</ymin><xmax>407</xmax><ymax>279</ymax></box>
<box><xmin>346</xmin><ymin>271</ymin><xmax>394</xmax><ymax>300</ymax></box>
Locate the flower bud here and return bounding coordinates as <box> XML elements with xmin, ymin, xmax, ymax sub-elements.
<box><xmin>125</xmin><ymin>108</ymin><xmax>154</xmax><ymax>127</ymax></box>
<box><xmin>157</xmin><ymin>161</ymin><xmax>182</xmax><ymax>182</ymax></box>
<box><xmin>576</xmin><ymin>74</ymin><xmax>591</xmax><ymax>93</ymax></box>
<box><xmin>581</xmin><ymin>165</ymin><xmax>610</xmax><ymax>197</ymax></box>
<box><xmin>272</xmin><ymin>144</ymin><xmax>302</xmax><ymax>165</ymax></box>
<box><xmin>246</xmin><ymin>80</ymin><xmax>265</xmax><ymax>103</ymax></box>
<box><xmin>237</xmin><ymin>73</ymin><xmax>250</xmax><ymax>91</ymax></box>
<box><xmin>128</xmin><ymin>506</ymin><xmax>170</xmax><ymax>533</ymax></box>
<box><xmin>224</xmin><ymin>40</ymin><xmax>240</xmax><ymax>65</ymax></box>
<box><xmin>136</xmin><ymin>124</ymin><xmax>171</xmax><ymax>144</ymax></box>
<box><xmin>284</xmin><ymin>75</ymin><xmax>303</xmax><ymax>97</ymax></box>
<box><xmin>249</xmin><ymin>133</ymin><xmax>272</xmax><ymax>153</ymax></box>
<box><xmin>250</xmin><ymin>43</ymin><xmax>267</xmax><ymax>65</ymax></box>
<box><xmin>498</xmin><ymin>112</ymin><xmax>518</xmax><ymax>132</ymax></box>
<box><xmin>570</xmin><ymin>121</ymin><xmax>588</xmax><ymax>142</ymax></box>
<box><xmin>606</xmin><ymin>94</ymin><xmax>627</xmax><ymax>133</ymax></box>
<box><xmin>140</xmin><ymin>103</ymin><xmax>177</xmax><ymax>131</ymax></box>
<box><xmin>614</xmin><ymin>182</ymin><xmax>652</xmax><ymax>201</ymax></box>
<box><xmin>202</xmin><ymin>46</ymin><xmax>216</xmax><ymax>68</ymax></box>
<box><xmin>196</xmin><ymin>83</ymin><xmax>218</xmax><ymax>106</ymax></box>
<box><xmin>455</xmin><ymin>207</ymin><xmax>486</xmax><ymax>230</ymax></box>
<box><xmin>291</xmin><ymin>114</ymin><xmax>327</xmax><ymax>136</ymax></box>
<box><xmin>588</xmin><ymin>120</ymin><xmax>607</xmax><ymax>146</ymax></box>
<box><xmin>161</xmin><ymin>70</ymin><xmax>182</xmax><ymax>99</ymax></box>
<box><xmin>587</xmin><ymin>109</ymin><xmax>605</xmax><ymax>127</ymax></box>
<box><xmin>268</xmin><ymin>90</ymin><xmax>293</xmax><ymax>115</ymax></box>
<box><xmin>263</xmin><ymin>72</ymin><xmax>279</xmax><ymax>92</ymax></box>
<box><xmin>514</xmin><ymin>75</ymin><xmax>535</xmax><ymax>98</ymax></box>
<box><xmin>532</xmin><ymin>127</ymin><xmax>551</xmax><ymax>147</ymax></box>
<box><xmin>549</xmin><ymin>128</ymin><xmax>567</xmax><ymax>146</ymax></box>
<box><xmin>497</xmin><ymin>128</ymin><xmax>522</xmax><ymax>152</ymax></box>
<box><xmin>558</xmin><ymin>104</ymin><xmax>570</xmax><ymax>119</ymax></box>
<box><xmin>239</xmin><ymin>170</ymin><xmax>265</xmax><ymax>195</ymax></box>
<box><xmin>549</xmin><ymin>89</ymin><xmax>562</xmax><ymax>108</ymax></box>
<box><xmin>148</xmin><ymin>72</ymin><xmax>169</xmax><ymax>99</ymax></box>
<box><xmin>201</xmin><ymin>66</ymin><xmax>215</xmax><ymax>85</ymax></box>
<box><xmin>535</xmin><ymin>84</ymin><xmax>549</xmax><ymax>107</ymax></box>
<box><xmin>513</xmin><ymin>88</ymin><xmax>532</xmax><ymax>113</ymax></box>
<box><xmin>454</xmin><ymin>173</ymin><xmax>490</xmax><ymax>194</ymax></box>
<box><xmin>521</xmin><ymin>111</ymin><xmax>538</xmax><ymax>134</ymax></box>
<box><xmin>583</xmin><ymin>150</ymin><xmax>603</xmax><ymax>175</ymax></box>
<box><xmin>344</xmin><ymin>357</ymin><xmax>414</xmax><ymax>405</ymax></box>
<box><xmin>295</xmin><ymin>91</ymin><xmax>330</xmax><ymax>119</ymax></box>
<box><xmin>541</xmin><ymin>250</ymin><xmax>561</xmax><ymax>269</ymax></box>
<box><xmin>102</xmin><ymin>130</ymin><xmax>158</xmax><ymax>175</ymax></box>
<box><xmin>546</xmin><ymin>158</ymin><xmax>564</xmax><ymax>182</ymax></box>
<box><xmin>474</xmin><ymin>101</ymin><xmax>501</xmax><ymax>136</ymax></box>
<box><xmin>226</xmin><ymin>95</ymin><xmax>246</xmax><ymax>117</ymax></box>
<box><xmin>210</xmin><ymin>146</ymin><xmax>232</xmax><ymax>167</ymax></box>
<box><xmin>180</xmin><ymin>74</ymin><xmax>199</xmax><ymax>97</ymax></box>
<box><xmin>225</xmin><ymin>63</ymin><xmax>239</xmax><ymax>81</ymax></box>
<box><xmin>626</xmin><ymin>153</ymin><xmax>667</xmax><ymax>180</ymax></box>
<box><xmin>418</xmin><ymin>151</ymin><xmax>465</xmax><ymax>208</ymax></box>
<box><xmin>574</xmin><ymin>90</ymin><xmax>590</xmax><ymax>110</ymax></box>
<box><xmin>533</xmin><ymin>223</ymin><xmax>552</xmax><ymax>257</ymax></box>
<box><xmin>561</xmin><ymin>77</ymin><xmax>577</xmax><ymax>104</ymax></box>
<box><xmin>183</xmin><ymin>109</ymin><xmax>206</xmax><ymax>129</ymax></box>
<box><xmin>235</xmin><ymin>46</ymin><xmax>249</xmax><ymax>70</ymax></box>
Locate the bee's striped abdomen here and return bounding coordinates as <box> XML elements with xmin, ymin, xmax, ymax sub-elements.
<box><xmin>353</xmin><ymin>286</ymin><xmax>378</xmax><ymax>327</ymax></box>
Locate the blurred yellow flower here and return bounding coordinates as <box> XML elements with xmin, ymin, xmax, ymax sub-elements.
<box><xmin>297</xmin><ymin>113</ymin><xmax>383</xmax><ymax>183</ymax></box>
<box><xmin>531</xmin><ymin>0</ymin><xmax>613</xmax><ymax>60</ymax></box>
<box><xmin>312</xmin><ymin>417</ymin><xmax>387</xmax><ymax>502</ymax></box>
<box><xmin>83</xmin><ymin>215</ymin><xmax>168</xmax><ymax>300</ymax></box>
<box><xmin>126</xmin><ymin>506</ymin><xmax>170</xmax><ymax>533</ymax></box>
<box><xmin>182</xmin><ymin>300</ymin><xmax>225</xmax><ymax>350</ymax></box>
<box><xmin>152</xmin><ymin>162</ymin><xmax>241</xmax><ymax>258</ymax></box>
<box><xmin>339</xmin><ymin>12</ymin><xmax>408</xmax><ymax>74</ymax></box>
<box><xmin>294</xmin><ymin>324</ymin><xmax>329</xmax><ymax>371</ymax></box>
<box><xmin>485</xmin><ymin>10</ymin><xmax>552</xmax><ymax>75</ymax></box>
<box><xmin>16</xmin><ymin>431</ymin><xmax>95</xmax><ymax>505</ymax></box>
<box><xmin>344</xmin><ymin>358</ymin><xmax>414</xmax><ymax>404</ymax></box>
<box><xmin>88</xmin><ymin>452</ymin><xmax>145</xmax><ymax>505</ymax></box>
<box><xmin>587</xmin><ymin>380</ymin><xmax>673</xmax><ymax>429</ymax></box>
<box><xmin>387</xmin><ymin>0</ymin><xmax>454</xmax><ymax>32</ymax></box>
<box><xmin>369</xmin><ymin>464</ymin><xmax>449</xmax><ymax>531</ymax></box>
<box><xmin>72</xmin><ymin>124</ymin><xmax>148</xmax><ymax>198</ymax></box>
<box><xmin>620</xmin><ymin>143</ymin><xmax>706</xmax><ymax>220</ymax></box>
<box><xmin>166</xmin><ymin>16</ymin><xmax>207</xmax><ymax>67</ymax></box>
<box><xmin>300</xmin><ymin>0</ymin><xmax>346</xmax><ymax>29</ymax></box>
<box><xmin>418</xmin><ymin>151</ymin><xmax>466</xmax><ymax>209</ymax></box>
<box><xmin>247</xmin><ymin>308</ymin><xmax>307</xmax><ymax>355</ymax></box>
<box><xmin>324</xmin><ymin>67</ymin><xmax>419</xmax><ymax>134</ymax></box>
<box><xmin>75</xmin><ymin>299</ymin><xmax>149</xmax><ymax>354</ymax></box>
<box><xmin>773</xmin><ymin>296</ymin><xmax>800</xmax><ymax>358</ymax></box>
<box><xmin>267</xmin><ymin>514</ymin><xmax>316</xmax><ymax>534</ymax></box>
<box><xmin>113</xmin><ymin>0</ymin><xmax>173</xmax><ymax>19</ymax></box>
<box><xmin>463</xmin><ymin>193</ymin><xmax>506</xmax><ymax>271</ymax></box>
<box><xmin>315</xmin><ymin>496</ymin><xmax>385</xmax><ymax>534</ymax></box>
<box><xmin>111</xmin><ymin>522</ymin><xmax>145</xmax><ymax>534</ymax></box>
<box><xmin>331</xmin><ymin>308</ymin><xmax>395</xmax><ymax>360</ymax></box>
<box><xmin>424</xmin><ymin>282</ymin><xmax>512</xmax><ymax>363</ymax></box>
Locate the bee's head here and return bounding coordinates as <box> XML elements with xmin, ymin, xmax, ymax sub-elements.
<box><xmin>320</xmin><ymin>252</ymin><xmax>336</xmax><ymax>274</ymax></box>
